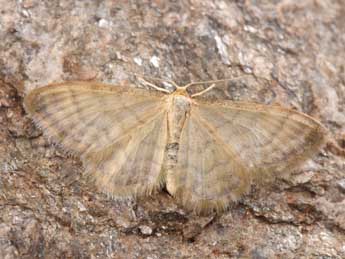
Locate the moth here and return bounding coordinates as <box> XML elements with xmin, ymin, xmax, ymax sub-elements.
<box><xmin>24</xmin><ymin>78</ymin><xmax>326</xmax><ymax>214</ymax></box>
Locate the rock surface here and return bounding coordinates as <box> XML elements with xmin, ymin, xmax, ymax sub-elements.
<box><xmin>0</xmin><ymin>0</ymin><xmax>344</xmax><ymax>258</ymax></box>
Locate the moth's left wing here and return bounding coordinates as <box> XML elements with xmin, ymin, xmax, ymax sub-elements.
<box><xmin>24</xmin><ymin>81</ymin><xmax>166</xmax><ymax>155</ymax></box>
<box><xmin>83</xmin><ymin>110</ymin><xmax>168</xmax><ymax>197</ymax></box>
<box><xmin>24</xmin><ymin>81</ymin><xmax>169</xmax><ymax>196</ymax></box>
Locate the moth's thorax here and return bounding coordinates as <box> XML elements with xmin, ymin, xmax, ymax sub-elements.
<box><xmin>167</xmin><ymin>94</ymin><xmax>192</xmax><ymax>143</ymax></box>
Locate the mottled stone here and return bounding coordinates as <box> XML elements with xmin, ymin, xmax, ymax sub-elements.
<box><xmin>0</xmin><ymin>0</ymin><xmax>344</xmax><ymax>258</ymax></box>
<box><xmin>139</xmin><ymin>225</ymin><xmax>153</xmax><ymax>236</ymax></box>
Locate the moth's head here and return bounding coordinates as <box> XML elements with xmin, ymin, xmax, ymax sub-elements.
<box><xmin>173</xmin><ymin>85</ymin><xmax>190</xmax><ymax>97</ymax></box>
<box><xmin>172</xmin><ymin>81</ymin><xmax>218</xmax><ymax>98</ymax></box>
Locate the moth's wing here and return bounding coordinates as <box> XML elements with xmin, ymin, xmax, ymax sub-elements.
<box><xmin>24</xmin><ymin>81</ymin><xmax>166</xmax><ymax>155</ymax></box>
<box><xmin>83</xmin><ymin>110</ymin><xmax>168</xmax><ymax>196</ymax></box>
<box><xmin>194</xmin><ymin>100</ymin><xmax>326</xmax><ymax>179</ymax></box>
<box><xmin>24</xmin><ymin>81</ymin><xmax>168</xmax><ymax>196</ymax></box>
<box><xmin>168</xmin><ymin>99</ymin><xmax>326</xmax><ymax>214</ymax></box>
<box><xmin>167</xmin><ymin>112</ymin><xmax>251</xmax><ymax>214</ymax></box>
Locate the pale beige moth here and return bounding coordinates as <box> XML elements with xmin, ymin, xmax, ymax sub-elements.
<box><xmin>24</xmin><ymin>79</ymin><xmax>326</xmax><ymax>214</ymax></box>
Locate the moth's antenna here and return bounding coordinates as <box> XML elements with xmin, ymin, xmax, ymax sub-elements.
<box><xmin>137</xmin><ymin>77</ymin><xmax>171</xmax><ymax>94</ymax></box>
<box><xmin>131</xmin><ymin>73</ymin><xmax>179</xmax><ymax>89</ymax></box>
<box><xmin>184</xmin><ymin>75</ymin><xmax>252</xmax><ymax>89</ymax></box>
<box><xmin>191</xmin><ymin>84</ymin><xmax>216</xmax><ymax>98</ymax></box>
<box><xmin>188</xmin><ymin>74</ymin><xmax>267</xmax><ymax>97</ymax></box>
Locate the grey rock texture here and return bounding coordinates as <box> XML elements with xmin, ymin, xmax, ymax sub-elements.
<box><xmin>0</xmin><ymin>0</ymin><xmax>344</xmax><ymax>258</ymax></box>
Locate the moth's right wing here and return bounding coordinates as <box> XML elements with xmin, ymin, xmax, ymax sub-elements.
<box><xmin>194</xmin><ymin>100</ymin><xmax>326</xmax><ymax>177</ymax></box>
<box><xmin>166</xmin><ymin>112</ymin><xmax>251</xmax><ymax>214</ymax></box>
<box><xmin>24</xmin><ymin>81</ymin><xmax>169</xmax><ymax>196</ymax></box>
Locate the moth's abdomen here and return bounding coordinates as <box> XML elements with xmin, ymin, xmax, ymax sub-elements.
<box><xmin>167</xmin><ymin>95</ymin><xmax>192</xmax><ymax>143</ymax></box>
